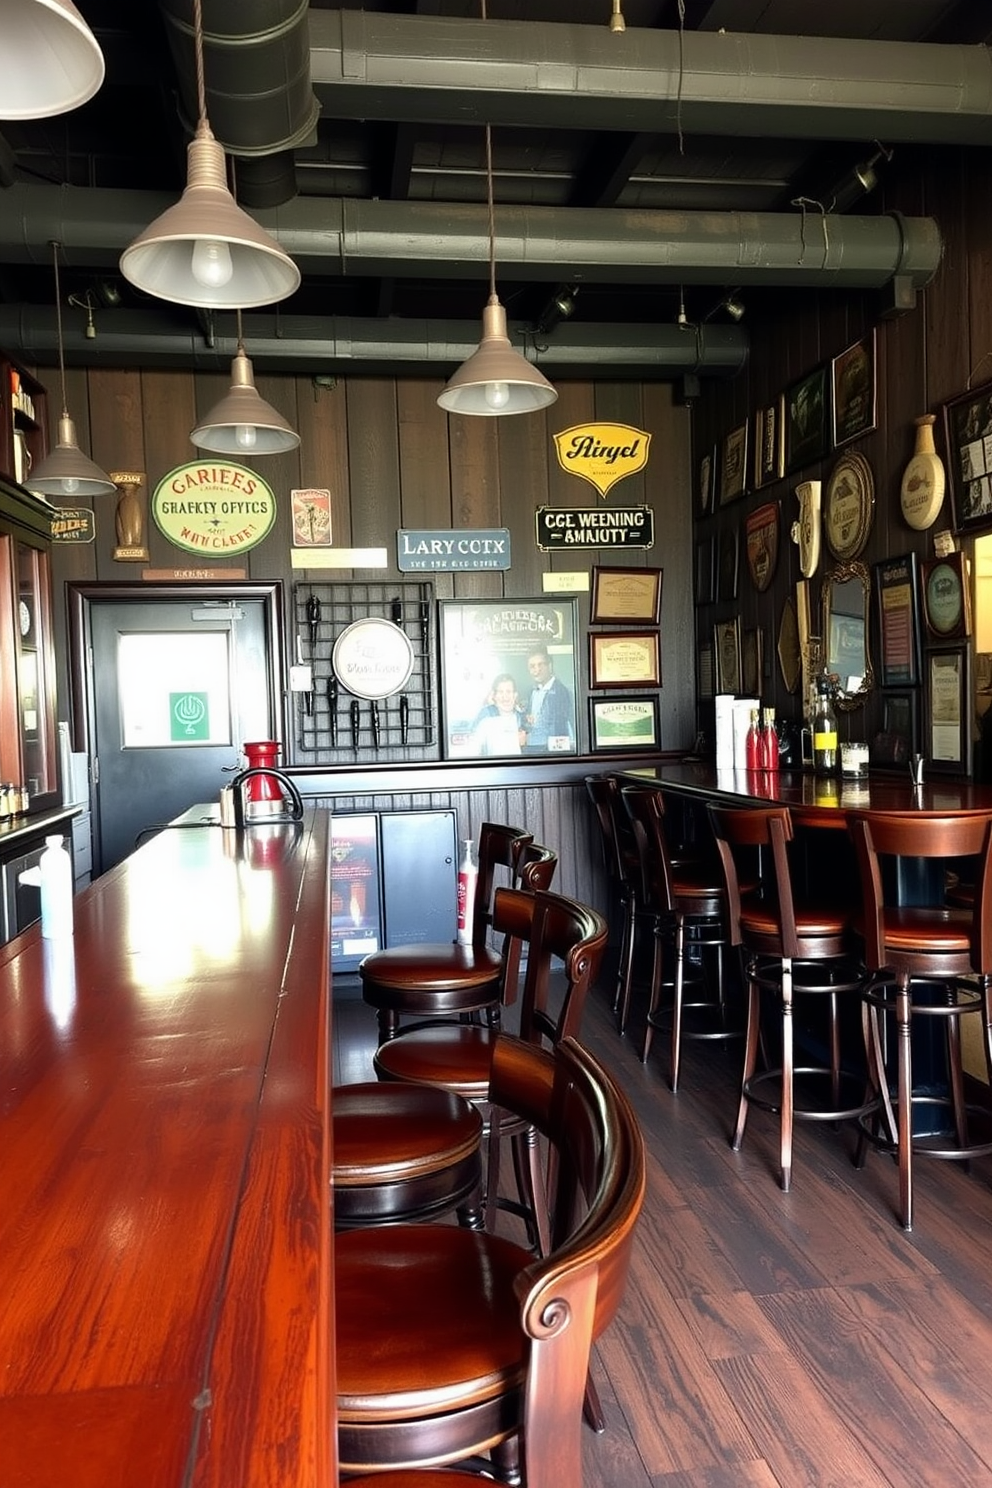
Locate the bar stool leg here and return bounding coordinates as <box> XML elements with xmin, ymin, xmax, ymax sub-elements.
<box><xmin>946</xmin><ymin>1000</ymin><xmax>970</xmax><ymax>1154</ymax></box>
<box><xmin>670</xmin><ymin>912</ymin><xmax>686</xmax><ymax>1093</ymax></box>
<box><xmin>780</xmin><ymin>957</ymin><xmax>794</xmax><ymax>1193</ymax></box>
<box><xmin>640</xmin><ymin>918</ymin><xmax>664</xmax><ymax>1064</ymax></box>
<box><xmin>732</xmin><ymin>971</ymin><xmax>761</xmax><ymax>1153</ymax></box>
<box><xmin>897</xmin><ymin>977</ymin><xmax>913</xmax><ymax>1231</ymax></box>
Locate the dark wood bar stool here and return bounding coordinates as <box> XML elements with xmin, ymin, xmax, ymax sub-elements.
<box><xmin>332</xmin><ymin>1082</ymin><xmax>484</xmax><ymax>1230</ymax></box>
<box><xmin>372</xmin><ymin>886</ymin><xmax>608</xmax><ymax>1252</ymax></box>
<box><xmin>585</xmin><ymin>773</ymin><xmax>648</xmax><ymax>1034</ymax></box>
<box><xmin>360</xmin><ymin>823</ymin><xmax>541</xmax><ymax>1043</ymax></box>
<box><xmin>621</xmin><ymin>784</ymin><xmax>735</xmax><ymax>1092</ymax></box>
<box><xmin>708</xmin><ymin>802</ymin><xmax>873</xmax><ymax>1192</ymax></box>
<box><xmin>336</xmin><ymin>1035</ymin><xmax>645</xmax><ymax>1483</ymax></box>
<box><xmin>848</xmin><ymin>810</ymin><xmax>992</xmax><ymax>1231</ymax></box>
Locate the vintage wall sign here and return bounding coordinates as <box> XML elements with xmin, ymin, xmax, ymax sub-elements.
<box><xmin>553</xmin><ymin>422</ymin><xmax>651</xmax><ymax>497</ymax></box>
<box><xmin>535</xmin><ymin>506</ymin><xmax>654</xmax><ymax>551</ymax></box>
<box><xmin>397</xmin><ymin>527</ymin><xmax>511</xmax><ymax>571</ymax></box>
<box><xmin>50</xmin><ymin>507</ymin><xmax>95</xmax><ymax>543</ymax></box>
<box><xmin>152</xmin><ymin>460</ymin><xmax>276</xmax><ymax>556</ymax></box>
<box><xmin>744</xmin><ymin>501</ymin><xmax>780</xmax><ymax>592</ymax></box>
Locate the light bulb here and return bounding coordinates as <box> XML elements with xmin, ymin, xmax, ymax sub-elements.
<box><xmin>61</xmin><ymin>475</ymin><xmax>80</xmax><ymax>496</ymax></box>
<box><xmin>191</xmin><ymin>239</ymin><xmax>234</xmax><ymax>289</ymax></box>
<box><xmin>484</xmin><ymin>381</ymin><xmax>510</xmax><ymax>410</ymax></box>
<box><xmin>235</xmin><ymin>424</ymin><xmax>258</xmax><ymax>449</ymax></box>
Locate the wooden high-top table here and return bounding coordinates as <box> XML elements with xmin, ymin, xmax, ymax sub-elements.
<box><xmin>0</xmin><ymin>807</ymin><xmax>336</xmax><ymax>1488</ymax></box>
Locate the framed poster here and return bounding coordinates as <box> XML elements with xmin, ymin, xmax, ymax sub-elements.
<box><xmin>926</xmin><ymin>645</ymin><xmax>971</xmax><ymax>775</ymax></box>
<box><xmin>874</xmin><ymin>553</ymin><xmax>922</xmax><ymax>687</ymax></box>
<box><xmin>590</xmin><ymin>565</ymin><xmax>663</xmax><ymax>624</ymax></box>
<box><xmin>719</xmin><ymin>422</ymin><xmax>748</xmax><ymax>505</ymax></box>
<box><xmin>744</xmin><ymin>501</ymin><xmax>779</xmax><ymax>592</ymax></box>
<box><xmin>785</xmin><ymin>365</ymin><xmax>829</xmax><ymax>474</ymax></box>
<box><xmin>922</xmin><ymin>551</ymin><xmax>972</xmax><ymax>642</ymax></box>
<box><xmin>438</xmin><ymin>598</ymin><xmax>578</xmax><ymax>759</ymax></box>
<box><xmin>716</xmin><ymin>524</ymin><xmax>740</xmax><ymax>603</ymax></box>
<box><xmin>754</xmin><ymin>397</ymin><xmax>785</xmax><ymax>488</ymax></box>
<box><xmin>588</xmin><ymin>695</ymin><xmax>660</xmax><ymax>752</ymax></box>
<box><xmin>714</xmin><ymin>618</ymin><xmax>742</xmax><ymax>695</ymax></box>
<box><xmin>589</xmin><ymin>631</ymin><xmax>661</xmax><ymax>690</ymax></box>
<box><xmin>942</xmin><ymin>379</ymin><xmax>992</xmax><ymax>534</ymax></box>
<box><xmin>871</xmin><ymin>690</ymin><xmax>919</xmax><ymax>768</ymax></box>
<box><xmin>741</xmin><ymin>626</ymin><xmax>765</xmax><ymax>698</ymax></box>
<box><xmin>698</xmin><ymin>445</ymin><xmax>716</xmax><ymax>516</ymax></box>
<box><xmin>698</xmin><ymin>641</ymin><xmax>715</xmax><ymax>700</ymax></box>
<box><xmin>831</xmin><ymin>332</ymin><xmax>877</xmax><ymax>448</ymax></box>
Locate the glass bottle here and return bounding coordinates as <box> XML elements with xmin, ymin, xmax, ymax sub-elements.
<box><xmin>39</xmin><ymin>834</ymin><xmax>73</xmax><ymax>940</ymax></box>
<box><xmin>812</xmin><ymin>676</ymin><xmax>838</xmax><ymax>775</ymax></box>
<box><xmin>456</xmin><ymin>839</ymin><xmax>478</xmax><ymax>946</ymax></box>
<box><xmin>760</xmin><ymin>707</ymin><xmax>780</xmax><ymax>773</ymax></box>
<box><xmin>745</xmin><ymin>708</ymin><xmax>761</xmax><ymax>770</ymax></box>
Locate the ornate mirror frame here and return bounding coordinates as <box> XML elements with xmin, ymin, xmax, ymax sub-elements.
<box><xmin>821</xmin><ymin>560</ymin><xmax>874</xmax><ymax>710</ymax></box>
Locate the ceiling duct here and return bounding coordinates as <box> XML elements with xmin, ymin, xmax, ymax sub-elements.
<box><xmin>0</xmin><ymin>307</ymin><xmax>749</xmax><ymax>379</ymax></box>
<box><xmin>157</xmin><ymin>0</ymin><xmax>320</xmax><ymax>208</ymax></box>
<box><xmin>0</xmin><ymin>186</ymin><xmax>943</xmax><ymax>292</ymax></box>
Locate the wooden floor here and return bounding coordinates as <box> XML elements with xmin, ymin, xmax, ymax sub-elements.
<box><xmin>332</xmin><ymin>968</ymin><xmax>992</xmax><ymax>1488</ymax></box>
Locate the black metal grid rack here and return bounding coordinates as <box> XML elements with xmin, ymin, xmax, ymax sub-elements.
<box><xmin>291</xmin><ymin>580</ymin><xmax>438</xmax><ymax>762</ymax></box>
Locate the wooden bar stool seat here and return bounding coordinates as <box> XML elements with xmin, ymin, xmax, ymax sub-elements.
<box><xmin>709</xmin><ymin>802</ymin><xmax>874</xmax><ymax>1193</ymax></box>
<box><xmin>333</xmin><ymin>1081</ymin><xmax>484</xmax><ymax>1229</ymax></box>
<box><xmin>848</xmin><ymin>809</ymin><xmax>992</xmax><ymax>1231</ymax></box>
<box><xmin>360</xmin><ymin>825</ymin><xmax>554</xmax><ymax>1043</ymax></box>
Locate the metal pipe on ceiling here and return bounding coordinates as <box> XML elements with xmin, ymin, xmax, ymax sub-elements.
<box><xmin>0</xmin><ymin>306</ymin><xmax>749</xmax><ymax>378</ymax></box>
<box><xmin>0</xmin><ymin>186</ymin><xmax>942</xmax><ymax>290</ymax></box>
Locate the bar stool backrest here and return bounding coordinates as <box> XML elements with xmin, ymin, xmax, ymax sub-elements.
<box><xmin>848</xmin><ymin>810</ymin><xmax>992</xmax><ymax>972</ymax></box>
<box><xmin>470</xmin><ymin>822</ymin><xmax>534</xmax><ymax>950</ymax></box>
<box><xmin>492</xmin><ymin>886</ymin><xmax>609</xmax><ymax>1049</ymax></box>
<box><xmin>621</xmin><ymin>784</ymin><xmax>679</xmax><ymax>913</ymax></box>
<box><xmin>708</xmin><ymin>803</ymin><xmax>801</xmax><ymax>958</ymax></box>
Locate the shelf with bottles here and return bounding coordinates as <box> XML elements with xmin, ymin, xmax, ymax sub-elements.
<box><xmin>1</xmin><ymin>353</ymin><xmax>48</xmax><ymax>489</ymax></box>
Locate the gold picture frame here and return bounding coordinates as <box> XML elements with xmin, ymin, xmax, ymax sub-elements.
<box><xmin>589</xmin><ymin>630</ymin><xmax>661</xmax><ymax>689</ymax></box>
<box><xmin>590</xmin><ymin>566</ymin><xmax>663</xmax><ymax>624</ymax></box>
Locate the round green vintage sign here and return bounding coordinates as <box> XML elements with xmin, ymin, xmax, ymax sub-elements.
<box><xmin>152</xmin><ymin>460</ymin><xmax>276</xmax><ymax>556</ymax></box>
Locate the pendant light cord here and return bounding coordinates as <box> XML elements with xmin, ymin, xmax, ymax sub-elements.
<box><xmin>51</xmin><ymin>240</ymin><xmax>69</xmax><ymax>419</ymax></box>
<box><xmin>480</xmin><ymin>0</ymin><xmax>497</xmax><ymax>303</ymax></box>
<box><xmin>193</xmin><ymin>0</ymin><xmax>207</xmax><ymax>126</ymax></box>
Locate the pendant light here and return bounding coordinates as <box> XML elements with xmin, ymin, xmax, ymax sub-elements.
<box><xmin>119</xmin><ymin>0</ymin><xmax>299</xmax><ymax>310</ymax></box>
<box><xmin>437</xmin><ymin>2</ymin><xmax>556</xmax><ymax>418</ymax></box>
<box><xmin>0</xmin><ymin>0</ymin><xmax>105</xmax><ymax>120</ymax></box>
<box><xmin>191</xmin><ymin>311</ymin><xmax>300</xmax><ymax>455</ymax></box>
<box><xmin>29</xmin><ymin>242</ymin><xmax>116</xmax><ymax>500</ymax></box>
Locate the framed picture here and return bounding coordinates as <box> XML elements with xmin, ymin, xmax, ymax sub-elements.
<box><xmin>714</xmin><ymin>618</ymin><xmax>742</xmax><ymax>695</ymax></box>
<box><xmin>588</xmin><ymin>695</ymin><xmax>660</xmax><ymax>752</ymax></box>
<box><xmin>874</xmin><ymin>553</ymin><xmax>922</xmax><ymax>687</ymax></box>
<box><xmin>744</xmin><ymin>501</ymin><xmax>779</xmax><ymax>592</ymax></box>
<box><xmin>716</xmin><ymin>524</ymin><xmax>739</xmax><ymax>603</ymax></box>
<box><xmin>823</xmin><ymin>451</ymin><xmax>874</xmax><ymax>562</ymax></box>
<box><xmin>831</xmin><ymin>332</ymin><xmax>877</xmax><ymax>448</ymax></box>
<box><xmin>589</xmin><ymin>631</ymin><xmax>661</xmax><ymax>690</ymax></box>
<box><xmin>921</xmin><ymin>551</ymin><xmax>972</xmax><ymax>642</ymax></box>
<box><xmin>719</xmin><ymin>422</ymin><xmax>748</xmax><ymax>505</ymax></box>
<box><xmin>926</xmin><ymin>645</ymin><xmax>972</xmax><ymax>775</ymax></box>
<box><xmin>754</xmin><ymin>397</ymin><xmax>785</xmax><ymax>487</ymax></box>
<box><xmin>942</xmin><ymin>379</ymin><xmax>992</xmax><ymax>534</ymax></box>
<box><xmin>698</xmin><ymin>445</ymin><xmax>716</xmax><ymax>516</ymax></box>
<box><xmin>698</xmin><ymin>641</ymin><xmax>715</xmax><ymax>700</ymax></box>
<box><xmin>741</xmin><ymin>626</ymin><xmax>765</xmax><ymax>697</ymax></box>
<box><xmin>871</xmin><ymin>690</ymin><xmax>919</xmax><ymax>768</ymax></box>
<box><xmin>590</xmin><ymin>565</ymin><xmax>663</xmax><ymax>624</ymax></box>
<box><xmin>785</xmin><ymin>365</ymin><xmax>829</xmax><ymax>474</ymax></box>
<box><xmin>694</xmin><ymin>537</ymin><xmax>714</xmax><ymax>606</ymax></box>
<box><xmin>438</xmin><ymin>598</ymin><xmax>578</xmax><ymax>760</ymax></box>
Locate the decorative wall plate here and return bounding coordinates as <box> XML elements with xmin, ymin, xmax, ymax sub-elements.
<box><xmin>921</xmin><ymin>551</ymin><xmax>971</xmax><ymax>640</ymax></box>
<box><xmin>824</xmin><ymin>451</ymin><xmax>874</xmax><ymax>562</ymax></box>
<box><xmin>777</xmin><ymin>596</ymin><xmax>801</xmax><ymax>694</ymax></box>
<box><xmin>900</xmin><ymin>413</ymin><xmax>945</xmax><ymax>530</ymax></box>
<box><xmin>332</xmin><ymin>617</ymin><xmax>415</xmax><ymax>699</ymax></box>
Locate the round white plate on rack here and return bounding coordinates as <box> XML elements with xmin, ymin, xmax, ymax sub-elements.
<box><xmin>332</xmin><ymin>617</ymin><xmax>415</xmax><ymax>700</ymax></box>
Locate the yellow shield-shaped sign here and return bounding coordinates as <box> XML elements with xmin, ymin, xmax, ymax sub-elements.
<box><xmin>553</xmin><ymin>422</ymin><xmax>651</xmax><ymax>498</ymax></box>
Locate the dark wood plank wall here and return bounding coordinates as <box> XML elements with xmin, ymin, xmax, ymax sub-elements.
<box><xmin>39</xmin><ymin>358</ymin><xmax>691</xmax><ymax>910</ymax></box>
<box><xmin>691</xmin><ymin>142</ymin><xmax>992</xmax><ymax>759</ymax></box>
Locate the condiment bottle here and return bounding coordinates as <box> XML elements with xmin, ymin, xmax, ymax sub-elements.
<box><xmin>40</xmin><ymin>834</ymin><xmax>73</xmax><ymax>940</ymax></box>
<box><xmin>812</xmin><ymin>676</ymin><xmax>838</xmax><ymax>775</ymax></box>
<box><xmin>745</xmin><ymin>708</ymin><xmax>761</xmax><ymax>770</ymax></box>
<box><xmin>760</xmin><ymin>707</ymin><xmax>780</xmax><ymax>773</ymax></box>
<box><xmin>456</xmin><ymin>839</ymin><xmax>478</xmax><ymax>946</ymax></box>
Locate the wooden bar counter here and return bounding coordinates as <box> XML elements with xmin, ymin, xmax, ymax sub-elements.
<box><xmin>0</xmin><ymin>808</ymin><xmax>335</xmax><ymax>1488</ymax></box>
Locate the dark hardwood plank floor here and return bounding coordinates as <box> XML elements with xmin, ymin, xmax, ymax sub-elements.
<box><xmin>332</xmin><ymin>968</ymin><xmax>992</xmax><ymax>1488</ymax></box>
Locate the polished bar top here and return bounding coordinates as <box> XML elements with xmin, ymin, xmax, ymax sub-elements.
<box><xmin>0</xmin><ymin>809</ymin><xmax>335</xmax><ymax>1488</ymax></box>
<box><xmin>619</xmin><ymin>761</ymin><xmax>992</xmax><ymax>822</ymax></box>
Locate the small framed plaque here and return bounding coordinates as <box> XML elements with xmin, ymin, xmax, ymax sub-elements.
<box><xmin>874</xmin><ymin>552</ymin><xmax>922</xmax><ymax>687</ymax></box>
<box><xmin>754</xmin><ymin>397</ymin><xmax>785</xmax><ymax>488</ymax></box>
<box><xmin>719</xmin><ymin>422</ymin><xmax>748</xmax><ymax>505</ymax></box>
<box><xmin>589</xmin><ymin>631</ymin><xmax>661</xmax><ymax>690</ymax></box>
<box><xmin>590</xmin><ymin>566</ymin><xmax>663</xmax><ymax>624</ymax></box>
<box><xmin>926</xmin><ymin>645</ymin><xmax>972</xmax><ymax>775</ymax></box>
<box><xmin>921</xmin><ymin>551</ymin><xmax>971</xmax><ymax>641</ymax></box>
<box><xmin>588</xmin><ymin>695</ymin><xmax>660</xmax><ymax>752</ymax></box>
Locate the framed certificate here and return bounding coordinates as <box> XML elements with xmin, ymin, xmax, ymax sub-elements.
<box><xmin>589</xmin><ymin>631</ymin><xmax>661</xmax><ymax>689</ymax></box>
<box><xmin>874</xmin><ymin>552</ymin><xmax>922</xmax><ymax>687</ymax></box>
<box><xmin>590</xmin><ymin>566</ymin><xmax>663</xmax><ymax>624</ymax></box>
<box><xmin>926</xmin><ymin>645</ymin><xmax>971</xmax><ymax>775</ymax></box>
<box><xmin>588</xmin><ymin>695</ymin><xmax>660</xmax><ymax>751</ymax></box>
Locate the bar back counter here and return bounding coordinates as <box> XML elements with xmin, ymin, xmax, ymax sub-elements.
<box><xmin>0</xmin><ymin>808</ymin><xmax>336</xmax><ymax>1488</ymax></box>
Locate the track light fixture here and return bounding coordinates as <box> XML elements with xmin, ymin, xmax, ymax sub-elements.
<box><xmin>723</xmin><ymin>293</ymin><xmax>745</xmax><ymax>322</ymax></box>
<box><xmin>29</xmin><ymin>242</ymin><xmax>116</xmax><ymax>500</ymax></box>
<box><xmin>535</xmin><ymin>284</ymin><xmax>579</xmax><ymax>337</ymax></box>
<box><xmin>824</xmin><ymin>143</ymin><xmax>893</xmax><ymax>214</ymax></box>
<box><xmin>437</xmin><ymin>2</ymin><xmax>556</xmax><ymax>418</ymax></box>
<box><xmin>120</xmin><ymin>0</ymin><xmax>299</xmax><ymax>309</ymax></box>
